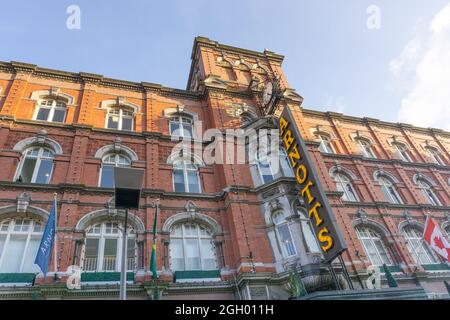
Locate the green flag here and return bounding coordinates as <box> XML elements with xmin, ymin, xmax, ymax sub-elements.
<box><xmin>150</xmin><ymin>202</ymin><xmax>159</xmax><ymax>280</ymax></box>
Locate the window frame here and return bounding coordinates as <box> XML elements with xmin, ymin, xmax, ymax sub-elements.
<box><xmin>357</xmin><ymin>139</ymin><xmax>376</xmax><ymax>159</ymax></box>
<box><xmin>417</xmin><ymin>179</ymin><xmax>441</xmax><ymax>206</ymax></box>
<box><xmin>393</xmin><ymin>143</ymin><xmax>412</xmax><ymax>162</ymax></box>
<box><xmin>83</xmin><ymin>221</ymin><xmax>136</xmax><ymax>272</ymax></box>
<box><xmin>317</xmin><ymin>134</ymin><xmax>335</xmax><ymax>154</ymax></box>
<box><xmin>356</xmin><ymin>226</ymin><xmax>393</xmax><ymax>266</ymax></box>
<box><xmin>172</xmin><ymin>159</ymin><xmax>202</xmax><ymax>193</ymax></box>
<box><xmin>426</xmin><ymin>147</ymin><xmax>444</xmax><ymax>166</ymax></box>
<box><xmin>402</xmin><ymin>225</ymin><xmax>438</xmax><ymax>265</ymax></box>
<box><xmin>169</xmin><ymin>115</ymin><xmax>194</xmax><ymax>138</ymax></box>
<box><xmin>0</xmin><ymin>218</ymin><xmax>43</xmax><ymax>273</ymax></box>
<box><xmin>33</xmin><ymin>99</ymin><xmax>67</xmax><ymax>123</ymax></box>
<box><xmin>272</xmin><ymin>211</ymin><xmax>297</xmax><ymax>258</ymax></box>
<box><xmin>334</xmin><ymin>173</ymin><xmax>359</xmax><ymax>202</ymax></box>
<box><xmin>14</xmin><ymin>147</ymin><xmax>55</xmax><ymax>184</ymax></box>
<box><xmin>378</xmin><ymin>176</ymin><xmax>403</xmax><ymax>204</ymax></box>
<box><xmin>169</xmin><ymin>223</ymin><xmax>217</xmax><ymax>271</ymax></box>
<box><xmin>98</xmin><ymin>153</ymin><xmax>132</xmax><ymax>188</ymax></box>
<box><xmin>296</xmin><ymin>208</ymin><xmax>321</xmax><ymax>254</ymax></box>
<box><xmin>105</xmin><ymin>107</ymin><xmax>135</xmax><ymax>131</ymax></box>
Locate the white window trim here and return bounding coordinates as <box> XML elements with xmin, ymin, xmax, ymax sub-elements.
<box><xmin>169</xmin><ymin>224</ymin><xmax>217</xmax><ymax>271</ymax></box>
<box><xmin>393</xmin><ymin>143</ymin><xmax>412</xmax><ymax>162</ymax></box>
<box><xmin>169</xmin><ymin>115</ymin><xmax>194</xmax><ymax>139</ymax></box>
<box><xmin>335</xmin><ymin>173</ymin><xmax>359</xmax><ymax>202</ymax></box>
<box><xmin>379</xmin><ymin>177</ymin><xmax>403</xmax><ymax>204</ymax></box>
<box><xmin>105</xmin><ymin>107</ymin><xmax>134</xmax><ymax>131</ymax></box>
<box><xmin>357</xmin><ymin>139</ymin><xmax>376</xmax><ymax>159</ymax></box>
<box><xmin>83</xmin><ymin>222</ymin><xmax>136</xmax><ymax>272</ymax></box>
<box><xmin>0</xmin><ymin>219</ymin><xmax>43</xmax><ymax>273</ymax></box>
<box><xmin>402</xmin><ymin>227</ymin><xmax>438</xmax><ymax>265</ymax></box>
<box><xmin>273</xmin><ymin>211</ymin><xmax>297</xmax><ymax>258</ymax></box>
<box><xmin>317</xmin><ymin>135</ymin><xmax>335</xmax><ymax>154</ymax></box>
<box><xmin>356</xmin><ymin>227</ymin><xmax>393</xmax><ymax>266</ymax></box>
<box><xmin>172</xmin><ymin>160</ymin><xmax>202</xmax><ymax>193</ymax></box>
<box><xmin>417</xmin><ymin>180</ymin><xmax>441</xmax><ymax>206</ymax></box>
<box><xmin>32</xmin><ymin>99</ymin><xmax>67</xmax><ymax>123</ymax></box>
<box><xmin>14</xmin><ymin>147</ymin><xmax>54</xmax><ymax>184</ymax></box>
<box><xmin>98</xmin><ymin>154</ymin><xmax>131</xmax><ymax>188</ymax></box>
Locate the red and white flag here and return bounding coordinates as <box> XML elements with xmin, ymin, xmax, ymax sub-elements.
<box><xmin>423</xmin><ymin>216</ymin><xmax>450</xmax><ymax>263</ymax></box>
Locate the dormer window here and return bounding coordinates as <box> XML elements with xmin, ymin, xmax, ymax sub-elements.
<box><xmin>106</xmin><ymin>107</ymin><xmax>134</xmax><ymax>131</ymax></box>
<box><xmin>34</xmin><ymin>99</ymin><xmax>67</xmax><ymax>123</ymax></box>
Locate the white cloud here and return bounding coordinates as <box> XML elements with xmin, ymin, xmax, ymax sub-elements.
<box><xmin>324</xmin><ymin>96</ymin><xmax>346</xmax><ymax>113</ymax></box>
<box><xmin>391</xmin><ymin>3</ymin><xmax>450</xmax><ymax>130</ymax></box>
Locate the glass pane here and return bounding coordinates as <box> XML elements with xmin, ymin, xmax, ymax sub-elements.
<box><xmin>121</xmin><ymin>117</ymin><xmax>133</xmax><ymax>131</ymax></box>
<box><xmin>52</xmin><ymin>109</ymin><xmax>66</xmax><ymax>122</ymax></box>
<box><xmin>0</xmin><ymin>235</ymin><xmax>6</xmax><ymax>257</ymax></box>
<box><xmin>36</xmin><ymin>107</ymin><xmax>50</xmax><ymax>121</ymax></box>
<box><xmin>170</xmin><ymin>122</ymin><xmax>180</xmax><ymax>136</ymax></box>
<box><xmin>100</xmin><ymin>165</ymin><xmax>115</xmax><ymax>188</ymax></box>
<box><xmin>35</xmin><ymin>159</ymin><xmax>53</xmax><ymax>184</ymax></box>
<box><xmin>187</xmin><ymin>172</ymin><xmax>200</xmax><ymax>193</ymax></box>
<box><xmin>201</xmin><ymin>240</ymin><xmax>216</xmax><ymax>270</ymax></box>
<box><xmin>0</xmin><ymin>235</ymin><xmax>26</xmax><ymax>272</ymax></box>
<box><xmin>277</xmin><ymin>224</ymin><xmax>296</xmax><ymax>256</ymax></box>
<box><xmin>22</xmin><ymin>237</ymin><xmax>41</xmax><ymax>272</ymax></box>
<box><xmin>170</xmin><ymin>239</ymin><xmax>184</xmax><ymax>271</ymax></box>
<box><xmin>259</xmin><ymin>160</ymin><xmax>273</xmax><ymax>184</ymax></box>
<box><xmin>374</xmin><ymin>240</ymin><xmax>391</xmax><ymax>265</ymax></box>
<box><xmin>301</xmin><ymin>220</ymin><xmax>321</xmax><ymax>253</ymax></box>
<box><xmin>185</xmin><ymin>239</ymin><xmax>201</xmax><ymax>270</ymax></box>
<box><xmin>280</xmin><ymin>154</ymin><xmax>294</xmax><ymax>177</ymax></box>
<box><xmin>173</xmin><ymin>170</ymin><xmax>185</xmax><ymax>192</ymax></box>
<box><xmin>103</xmin><ymin>239</ymin><xmax>117</xmax><ymax>271</ymax></box>
<box><xmin>182</xmin><ymin>124</ymin><xmax>193</xmax><ymax>138</ymax></box>
<box><xmin>19</xmin><ymin>157</ymin><xmax>37</xmax><ymax>183</ymax></box>
<box><xmin>84</xmin><ymin>238</ymin><xmax>99</xmax><ymax>271</ymax></box>
<box><xmin>107</xmin><ymin>116</ymin><xmax>119</xmax><ymax>129</ymax></box>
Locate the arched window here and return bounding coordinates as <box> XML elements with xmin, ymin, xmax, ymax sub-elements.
<box><xmin>106</xmin><ymin>107</ymin><xmax>134</xmax><ymax>131</ymax></box>
<box><xmin>316</xmin><ymin>134</ymin><xmax>335</xmax><ymax>154</ymax></box>
<box><xmin>173</xmin><ymin>159</ymin><xmax>201</xmax><ymax>193</ymax></box>
<box><xmin>356</xmin><ymin>226</ymin><xmax>392</xmax><ymax>266</ymax></box>
<box><xmin>296</xmin><ymin>207</ymin><xmax>321</xmax><ymax>253</ymax></box>
<box><xmin>169</xmin><ymin>114</ymin><xmax>193</xmax><ymax>138</ymax></box>
<box><xmin>357</xmin><ymin>139</ymin><xmax>376</xmax><ymax>159</ymax></box>
<box><xmin>272</xmin><ymin>211</ymin><xmax>297</xmax><ymax>257</ymax></box>
<box><xmin>15</xmin><ymin>147</ymin><xmax>54</xmax><ymax>184</ymax></box>
<box><xmin>0</xmin><ymin>218</ymin><xmax>43</xmax><ymax>273</ymax></box>
<box><xmin>256</xmin><ymin>148</ymin><xmax>294</xmax><ymax>185</ymax></box>
<box><xmin>99</xmin><ymin>154</ymin><xmax>131</xmax><ymax>188</ymax></box>
<box><xmin>83</xmin><ymin>221</ymin><xmax>136</xmax><ymax>272</ymax></box>
<box><xmin>402</xmin><ymin>225</ymin><xmax>437</xmax><ymax>265</ymax></box>
<box><xmin>378</xmin><ymin>176</ymin><xmax>403</xmax><ymax>204</ymax></box>
<box><xmin>417</xmin><ymin>179</ymin><xmax>441</xmax><ymax>206</ymax></box>
<box><xmin>426</xmin><ymin>147</ymin><xmax>445</xmax><ymax>166</ymax></box>
<box><xmin>169</xmin><ymin>223</ymin><xmax>217</xmax><ymax>271</ymax></box>
<box><xmin>393</xmin><ymin>142</ymin><xmax>412</xmax><ymax>162</ymax></box>
<box><xmin>34</xmin><ymin>99</ymin><xmax>67</xmax><ymax>123</ymax></box>
<box><xmin>334</xmin><ymin>173</ymin><xmax>359</xmax><ymax>202</ymax></box>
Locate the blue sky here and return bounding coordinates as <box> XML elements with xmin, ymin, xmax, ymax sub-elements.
<box><xmin>1</xmin><ymin>0</ymin><xmax>449</xmax><ymax>129</ymax></box>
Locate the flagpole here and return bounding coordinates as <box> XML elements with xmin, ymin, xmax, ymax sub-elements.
<box><xmin>53</xmin><ymin>193</ymin><xmax>58</xmax><ymax>274</ymax></box>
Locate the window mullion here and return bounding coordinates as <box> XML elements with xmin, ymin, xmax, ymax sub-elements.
<box><xmin>98</xmin><ymin>233</ymin><xmax>105</xmax><ymax>272</ymax></box>
<box><xmin>31</xmin><ymin>153</ymin><xmax>42</xmax><ymax>183</ymax></box>
<box><xmin>19</xmin><ymin>232</ymin><xmax>32</xmax><ymax>272</ymax></box>
<box><xmin>197</xmin><ymin>227</ymin><xmax>203</xmax><ymax>270</ymax></box>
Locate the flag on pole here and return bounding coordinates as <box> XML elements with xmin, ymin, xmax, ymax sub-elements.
<box><xmin>423</xmin><ymin>216</ymin><xmax>450</xmax><ymax>263</ymax></box>
<box><xmin>35</xmin><ymin>195</ymin><xmax>57</xmax><ymax>275</ymax></box>
<box><xmin>150</xmin><ymin>200</ymin><xmax>159</xmax><ymax>280</ymax></box>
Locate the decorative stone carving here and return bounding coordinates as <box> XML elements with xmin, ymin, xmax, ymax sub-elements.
<box><xmin>16</xmin><ymin>192</ymin><xmax>31</xmax><ymax>213</ymax></box>
<box><xmin>356</xmin><ymin>208</ymin><xmax>368</xmax><ymax>223</ymax></box>
<box><xmin>185</xmin><ymin>200</ymin><xmax>197</xmax><ymax>213</ymax></box>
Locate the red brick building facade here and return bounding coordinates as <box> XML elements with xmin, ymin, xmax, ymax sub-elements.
<box><xmin>0</xmin><ymin>37</ymin><xmax>448</xmax><ymax>299</ymax></box>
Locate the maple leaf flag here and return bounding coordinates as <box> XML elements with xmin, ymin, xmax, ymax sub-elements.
<box><xmin>423</xmin><ymin>216</ymin><xmax>450</xmax><ymax>263</ymax></box>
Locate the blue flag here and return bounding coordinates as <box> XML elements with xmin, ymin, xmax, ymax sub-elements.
<box><xmin>34</xmin><ymin>197</ymin><xmax>57</xmax><ymax>275</ymax></box>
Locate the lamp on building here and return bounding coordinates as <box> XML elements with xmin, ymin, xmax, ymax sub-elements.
<box><xmin>114</xmin><ymin>167</ymin><xmax>144</xmax><ymax>300</ymax></box>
